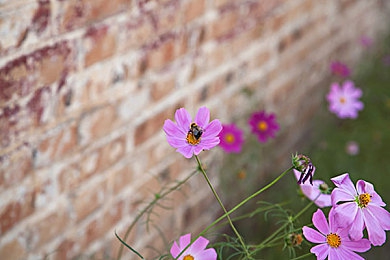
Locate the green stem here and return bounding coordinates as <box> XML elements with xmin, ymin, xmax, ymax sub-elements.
<box><xmin>290</xmin><ymin>252</ymin><xmax>313</xmax><ymax>260</ymax></box>
<box><xmin>195</xmin><ymin>155</ymin><xmax>251</xmax><ymax>258</ymax></box>
<box><xmin>116</xmin><ymin>170</ymin><xmax>197</xmax><ymax>260</ymax></box>
<box><xmin>199</xmin><ymin>166</ymin><xmax>293</xmax><ymax>237</ymax></box>
<box><xmin>256</xmin><ymin>200</ymin><xmax>315</xmax><ymax>250</ymax></box>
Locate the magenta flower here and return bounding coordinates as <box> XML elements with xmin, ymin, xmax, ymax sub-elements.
<box><xmin>330</xmin><ymin>61</ymin><xmax>351</xmax><ymax>77</ymax></box>
<box><xmin>326</xmin><ymin>80</ymin><xmax>364</xmax><ymax>119</ymax></box>
<box><xmin>331</xmin><ymin>173</ymin><xmax>390</xmax><ymax>246</ymax></box>
<box><xmin>248</xmin><ymin>111</ymin><xmax>279</xmax><ymax>143</ymax></box>
<box><xmin>170</xmin><ymin>233</ymin><xmax>217</xmax><ymax>260</ymax></box>
<box><xmin>218</xmin><ymin>123</ymin><xmax>244</xmax><ymax>153</ymax></box>
<box><xmin>303</xmin><ymin>208</ymin><xmax>371</xmax><ymax>260</ymax></box>
<box><xmin>293</xmin><ymin>169</ymin><xmax>332</xmax><ymax>208</ymax></box>
<box><xmin>163</xmin><ymin>107</ymin><xmax>222</xmax><ymax>158</ymax></box>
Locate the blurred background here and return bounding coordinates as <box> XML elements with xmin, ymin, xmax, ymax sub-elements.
<box><xmin>1</xmin><ymin>0</ymin><xmax>389</xmax><ymax>259</ymax></box>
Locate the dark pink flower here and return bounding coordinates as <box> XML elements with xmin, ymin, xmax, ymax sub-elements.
<box><xmin>293</xmin><ymin>169</ymin><xmax>331</xmax><ymax>208</ymax></box>
<box><xmin>163</xmin><ymin>107</ymin><xmax>222</xmax><ymax>158</ymax></box>
<box><xmin>326</xmin><ymin>81</ymin><xmax>364</xmax><ymax>119</ymax></box>
<box><xmin>331</xmin><ymin>173</ymin><xmax>390</xmax><ymax>246</ymax></box>
<box><xmin>170</xmin><ymin>233</ymin><xmax>217</xmax><ymax>260</ymax></box>
<box><xmin>303</xmin><ymin>209</ymin><xmax>371</xmax><ymax>260</ymax></box>
<box><xmin>218</xmin><ymin>123</ymin><xmax>244</xmax><ymax>153</ymax></box>
<box><xmin>248</xmin><ymin>111</ymin><xmax>279</xmax><ymax>143</ymax></box>
<box><xmin>330</xmin><ymin>61</ymin><xmax>351</xmax><ymax>78</ymax></box>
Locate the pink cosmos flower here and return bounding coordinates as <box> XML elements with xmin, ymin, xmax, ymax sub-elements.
<box><xmin>218</xmin><ymin>123</ymin><xmax>244</xmax><ymax>153</ymax></box>
<box><xmin>326</xmin><ymin>81</ymin><xmax>364</xmax><ymax>119</ymax></box>
<box><xmin>303</xmin><ymin>208</ymin><xmax>371</xmax><ymax>260</ymax></box>
<box><xmin>359</xmin><ymin>35</ymin><xmax>373</xmax><ymax>48</ymax></box>
<box><xmin>248</xmin><ymin>111</ymin><xmax>279</xmax><ymax>143</ymax></box>
<box><xmin>170</xmin><ymin>233</ymin><xmax>217</xmax><ymax>260</ymax></box>
<box><xmin>293</xmin><ymin>169</ymin><xmax>332</xmax><ymax>208</ymax></box>
<box><xmin>163</xmin><ymin>107</ymin><xmax>222</xmax><ymax>158</ymax></box>
<box><xmin>345</xmin><ymin>141</ymin><xmax>359</xmax><ymax>156</ymax></box>
<box><xmin>330</xmin><ymin>61</ymin><xmax>351</xmax><ymax>77</ymax></box>
<box><xmin>331</xmin><ymin>173</ymin><xmax>390</xmax><ymax>246</ymax></box>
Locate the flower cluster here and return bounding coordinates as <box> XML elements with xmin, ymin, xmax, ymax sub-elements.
<box><xmin>163</xmin><ymin>107</ymin><xmax>280</xmax><ymax>157</ymax></box>
<box><xmin>302</xmin><ymin>172</ymin><xmax>390</xmax><ymax>259</ymax></box>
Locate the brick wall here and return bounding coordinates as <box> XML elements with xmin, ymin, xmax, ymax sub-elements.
<box><xmin>1</xmin><ymin>0</ymin><xmax>389</xmax><ymax>259</ymax></box>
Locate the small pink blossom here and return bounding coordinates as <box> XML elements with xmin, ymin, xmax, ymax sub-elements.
<box><xmin>248</xmin><ymin>111</ymin><xmax>279</xmax><ymax>143</ymax></box>
<box><xmin>170</xmin><ymin>233</ymin><xmax>217</xmax><ymax>260</ymax></box>
<box><xmin>359</xmin><ymin>35</ymin><xmax>373</xmax><ymax>48</ymax></box>
<box><xmin>163</xmin><ymin>107</ymin><xmax>222</xmax><ymax>158</ymax></box>
<box><xmin>330</xmin><ymin>61</ymin><xmax>351</xmax><ymax>78</ymax></box>
<box><xmin>218</xmin><ymin>123</ymin><xmax>244</xmax><ymax>153</ymax></box>
<box><xmin>303</xmin><ymin>208</ymin><xmax>371</xmax><ymax>260</ymax></box>
<box><xmin>293</xmin><ymin>169</ymin><xmax>332</xmax><ymax>208</ymax></box>
<box><xmin>331</xmin><ymin>173</ymin><xmax>390</xmax><ymax>246</ymax></box>
<box><xmin>345</xmin><ymin>141</ymin><xmax>359</xmax><ymax>156</ymax></box>
<box><xmin>326</xmin><ymin>80</ymin><xmax>364</xmax><ymax>119</ymax></box>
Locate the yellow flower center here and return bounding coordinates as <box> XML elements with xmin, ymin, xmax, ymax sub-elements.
<box><xmin>339</xmin><ymin>97</ymin><xmax>346</xmax><ymax>104</ymax></box>
<box><xmin>184</xmin><ymin>255</ymin><xmax>194</xmax><ymax>260</ymax></box>
<box><xmin>257</xmin><ymin>121</ymin><xmax>268</xmax><ymax>131</ymax></box>
<box><xmin>359</xmin><ymin>193</ymin><xmax>371</xmax><ymax>207</ymax></box>
<box><xmin>224</xmin><ymin>133</ymin><xmax>235</xmax><ymax>143</ymax></box>
<box><xmin>326</xmin><ymin>233</ymin><xmax>341</xmax><ymax>248</ymax></box>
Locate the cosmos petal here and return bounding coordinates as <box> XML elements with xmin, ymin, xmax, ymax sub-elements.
<box><xmin>302</xmin><ymin>226</ymin><xmax>326</xmax><ymax>243</ymax></box>
<box><xmin>312</xmin><ymin>209</ymin><xmax>330</xmax><ymax>235</ymax></box>
<box><xmin>195</xmin><ymin>106</ymin><xmax>210</xmax><ymax>128</ymax></box>
<box><xmin>310</xmin><ymin>243</ymin><xmax>329</xmax><ymax>260</ymax></box>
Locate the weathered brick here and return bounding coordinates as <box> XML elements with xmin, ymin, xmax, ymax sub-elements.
<box><xmin>0</xmin><ymin>188</ymin><xmax>35</xmax><ymax>235</ymax></box>
<box><xmin>144</xmin><ymin>32</ymin><xmax>187</xmax><ymax>71</ymax></box>
<box><xmin>34</xmin><ymin>120</ymin><xmax>78</xmax><ymax>166</ymax></box>
<box><xmin>56</xmin><ymin>0</ymin><xmax>132</xmax><ymax>32</ymax></box>
<box><xmin>0</xmin><ymin>41</ymin><xmax>74</xmax><ymax>105</ymax></box>
<box><xmin>0</xmin><ymin>0</ymin><xmax>51</xmax><ymax>54</ymax></box>
<box><xmin>0</xmin><ymin>144</ymin><xmax>33</xmax><ymax>189</ymax></box>
<box><xmin>79</xmin><ymin>105</ymin><xmax>118</xmax><ymax>145</ymax></box>
<box><xmin>71</xmin><ymin>177</ymin><xmax>107</xmax><ymax>222</ymax></box>
<box><xmin>134</xmin><ymin>105</ymin><xmax>180</xmax><ymax>146</ymax></box>
<box><xmin>83</xmin><ymin>24</ymin><xmax>117</xmax><ymax>67</ymax></box>
<box><xmin>0</xmin><ymin>238</ymin><xmax>27</xmax><ymax>260</ymax></box>
<box><xmin>183</xmin><ymin>0</ymin><xmax>205</xmax><ymax>24</ymax></box>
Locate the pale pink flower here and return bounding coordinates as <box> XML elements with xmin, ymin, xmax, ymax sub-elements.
<box><xmin>331</xmin><ymin>173</ymin><xmax>390</xmax><ymax>246</ymax></box>
<box><xmin>303</xmin><ymin>208</ymin><xmax>371</xmax><ymax>260</ymax></box>
<box><xmin>163</xmin><ymin>107</ymin><xmax>222</xmax><ymax>158</ymax></box>
<box><xmin>170</xmin><ymin>233</ymin><xmax>217</xmax><ymax>260</ymax></box>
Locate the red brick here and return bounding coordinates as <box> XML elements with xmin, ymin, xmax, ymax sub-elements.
<box><xmin>98</xmin><ymin>135</ymin><xmax>126</xmax><ymax>171</ymax></box>
<box><xmin>117</xmin><ymin>15</ymin><xmax>155</xmax><ymax>54</ymax></box>
<box><xmin>0</xmin><ymin>238</ymin><xmax>27</xmax><ymax>260</ymax></box>
<box><xmin>107</xmin><ymin>166</ymin><xmax>132</xmax><ymax>195</ymax></box>
<box><xmin>0</xmin><ymin>41</ymin><xmax>74</xmax><ymax>105</ymax></box>
<box><xmin>78</xmin><ymin>105</ymin><xmax>118</xmax><ymax>145</ymax></box>
<box><xmin>27</xmin><ymin>206</ymin><xmax>70</xmax><ymax>249</ymax></box>
<box><xmin>144</xmin><ymin>32</ymin><xmax>187</xmax><ymax>71</ymax></box>
<box><xmin>134</xmin><ymin>105</ymin><xmax>180</xmax><ymax>146</ymax></box>
<box><xmin>0</xmin><ymin>144</ymin><xmax>33</xmax><ymax>189</ymax></box>
<box><xmin>0</xmin><ymin>1</ymin><xmax>51</xmax><ymax>54</ymax></box>
<box><xmin>0</xmin><ymin>189</ymin><xmax>35</xmax><ymax>235</ymax></box>
<box><xmin>56</xmin><ymin>0</ymin><xmax>132</xmax><ymax>32</ymax></box>
<box><xmin>183</xmin><ymin>0</ymin><xmax>205</xmax><ymax>23</ymax></box>
<box><xmin>84</xmin><ymin>24</ymin><xmax>117</xmax><ymax>67</ymax></box>
<box><xmin>35</xmin><ymin>120</ymin><xmax>78</xmax><ymax>166</ymax></box>
<box><xmin>150</xmin><ymin>75</ymin><xmax>175</xmax><ymax>101</ymax></box>
<box><xmin>71</xmin><ymin>177</ymin><xmax>107</xmax><ymax>221</ymax></box>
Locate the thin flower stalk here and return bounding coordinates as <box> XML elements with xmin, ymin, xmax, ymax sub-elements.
<box><xmin>194</xmin><ymin>155</ymin><xmax>251</xmax><ymax>259</ymax></box>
